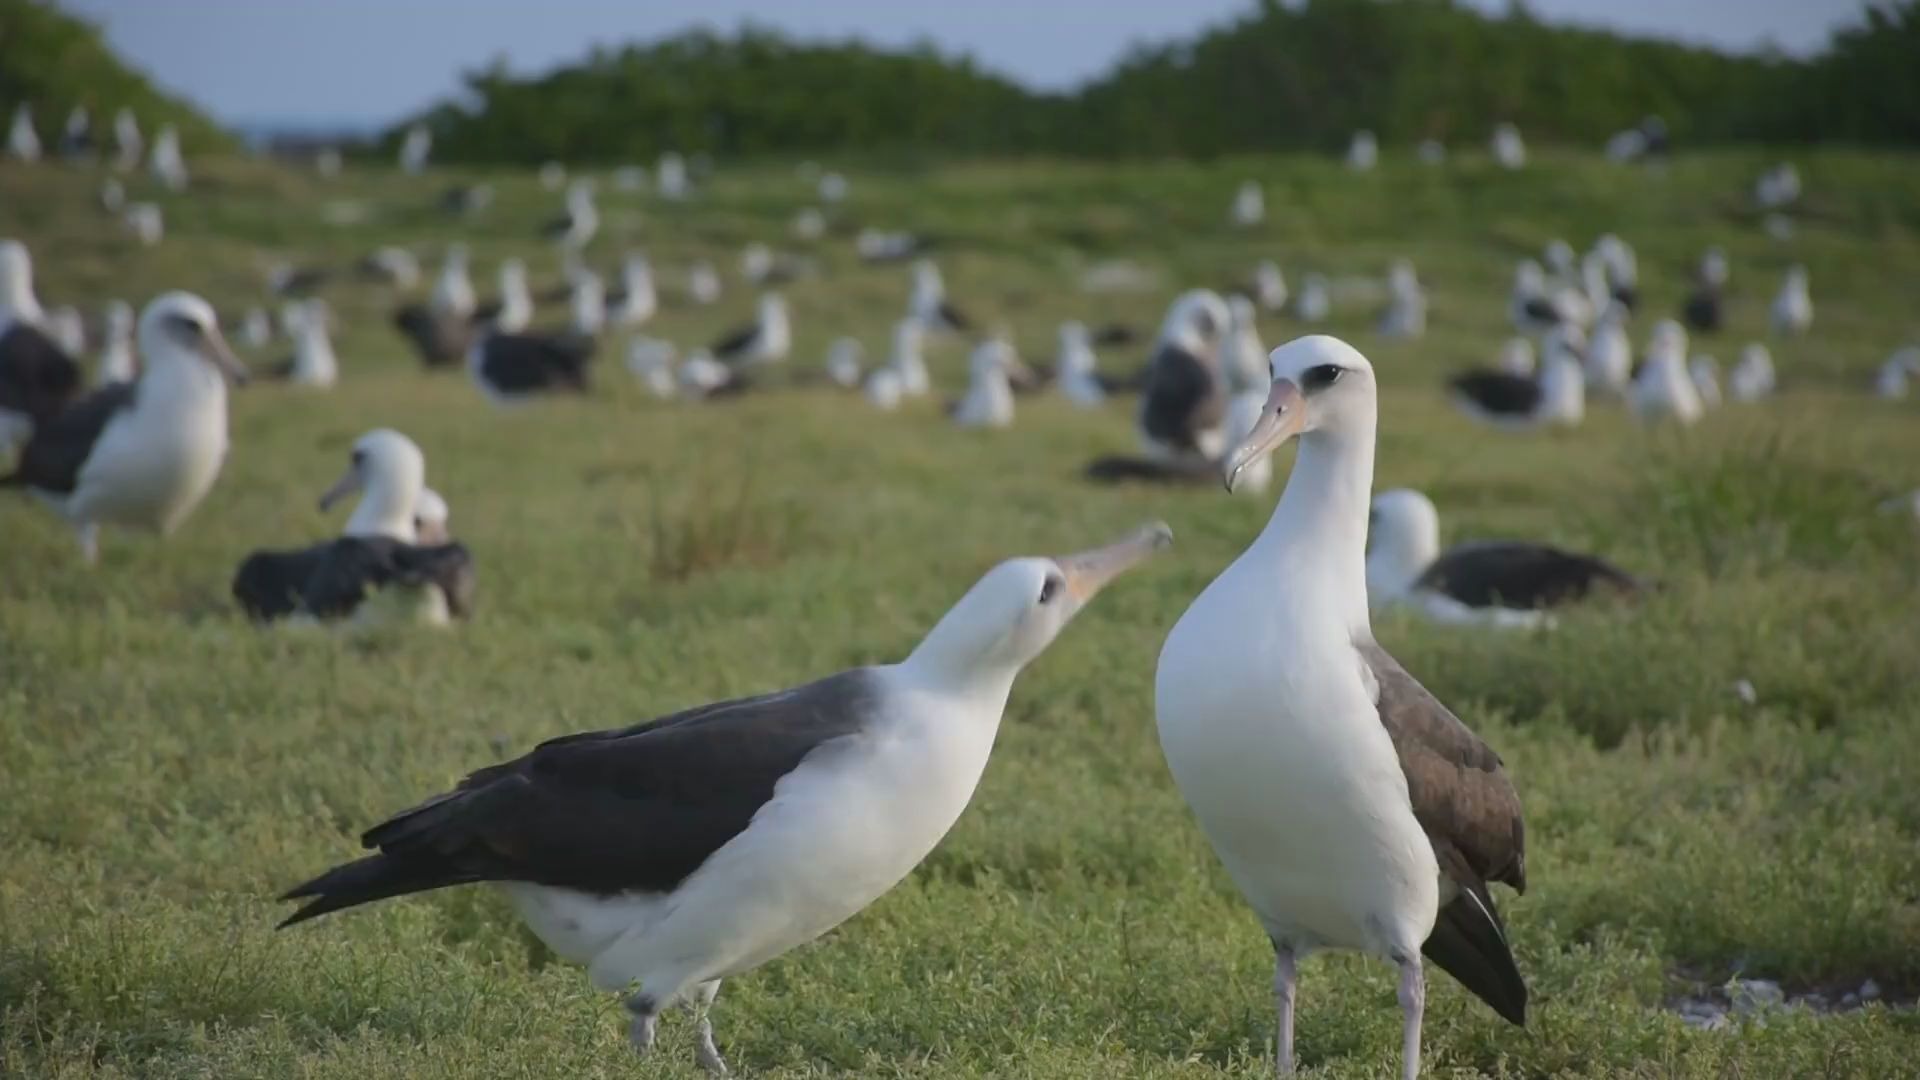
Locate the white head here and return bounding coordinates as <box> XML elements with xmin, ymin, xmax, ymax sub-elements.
<box><xmin>905</xmin><ymin>522</ymin><xmax>1172</xmax><ymax>687</ymax></box>
<box><xmin>0</xmin><ymin>239</ymin><xmax>40</xmax><ymax>317</ymax></box>
<box><xmin>1544</xmin><ymin>240</ymin><xmax>1575</xmax><ymax>275</ymax></box>
<box><xmin>1058</xmin><ymin>320</ymin><xmax>1089</xmax><ymax>350</ymax></box>
<box><xmin>1783</xmin><ymin>264</ymin><xmax>1809</xmax><ymax>292</ymax></box>
<box><xmin>138</xmin><ymin>292</ymin><xmax>249</xmax><ymax>384</ymax></box>
<box><xmin>104</xmin><ymin>299</ymin><xmax>135</xmax><ymax>340</ymax></box>
<box><xmin>1228</xmin><ymin>293</ymin><xmax>1258</xmax><ymax>331</ymax></box>
<box><xmin>1387</xmin><ymin>259</ymin><xmax>1419</xmax><ymax>295</ymax></box>
<box><xmin>1649</xmin><ymin>318</ymin><xmax>1688</xmax><ymax>359</ymax></box>
<box><xmin>1366</xmin><ymin>488</ymin><xmax>1442</xmax><ymax>600</ymax></box>
<box><xmin>500</xmin><ymin>258</ymin><xmax>528</xmax><ymax>293</ymax></box>
<box><xmin>968</xmin><ymin>338</ymin><xmax>1013</xmax><ymax>381</ymax></box>
<box><xmin>444</xmin><ymin>244</ymin><xmax>469</xmax><ymax>273</ymax></box>
<box><xmin>1700</xmin><ymin>248</ymin><xmax>1728</xmax><ymax>287</ymax></box>
<box><xmin>912</xmin><ymin>258</ymin><xmax>943</xmax><ymax>291</ymax></box>
<box><xmin>412</xmin><ymin>487</ymin><xmax>451</xmax><ymax>544</ymax></box>
<box><xmin>1515</xmin><ymin>259</ymin><xmax>1545</xmax><ymax>294</ymax></box>
<box><xmin>1161</xmin><ymin>289</ymin><xmax>1229</xmax><ymax>353</ymax></box>
<box><xmin>321</xmin><ymin>429</ymin><xmax>428</xmax><ymax>542</ymax></box>
<box><xmin>892</xmin><ymin>316</ymin><xmax>924</xmax><ymax>357</ymax></box>
<box><xmin>1740</xmin><ymin>343</ymin><xmax>1774</xmax><ymax>373</ymax></box>
<box><xmin>759</xmin><ymin>292</ymin><xmax>787</xmax><ymax>322</ymax></box>
<box><xmin>1223</xmin><ymin>335</ymin><xmax>1377</xmax><ymax>492</ymax></box>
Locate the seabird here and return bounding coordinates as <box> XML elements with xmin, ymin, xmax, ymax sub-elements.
<box><xmin>1231</xmin><ymin>181</ymin><xmax>1265</xmax><ymax>228</ymax></box>
<box><xmin>1754</xmin><ymin>163</ymin><xmax>1800</xmax><ymax>210</ymax></box>
<box><xmin>238</xmin><ymin>307</ymin><xmax>273</xmax><ymax>350</ymax></box>
<box><xmin>430</xmin><ymin>244</ymin><xmax>477</xmax><ymax>320</ymax></box>
<box><xmin>655</xmin><ymin>151</ymin><xmax>690</xmax><ymax>200</ymax></box>
<box><xmin>268</xmin><ymin>299</ymin><xmax>338</xmax><ymax>388</ymax></box>
<box><xmin>570</xmin><ymin>270</ymin><xmax>607</xmax><ymax>337</ymax></box>
<box><xmin>1543</xmin><ymin>241</ymin><xmax>1576</xmax><ymax>284</ymax></box>
<box><xmin>609</xmin><ymin>253</ymin><xmax>657</xmax><ymax>327</ymax></box>
<box><xmin>59</xmin><ymin>106</ymin><xmax>91</xmax><ymax>160</ymax></box>
<box><xmin>791</xmin><ymin>207</ymin><xmax>826</xmax><ymax>242</ymax></box>
<box><xmin>1295</xmin><ymin>274</ymin><xmax>1330</xmax><ymax>323</ymax></box>
<box><xmin>468</xmin><ymin>326</ymin><xmax>593</xmax><ymax>406</ymax></box>
<box><xmin>951</xmin><ymin>338</ymin><xmax>1016</xmax><ymax>429</ymax></box>
<box><xmin>392</xmin><ymin>305</ymin><xmax>474</xmax><ymax>370</ymax></box>
<box><xmin>856</xmin><ymin>228</ymin><xmax>921</xmax><ymax>264</ymax></box>
<box><xmin>687</xmin><ymin>261</ymin><xmax>722</xmax><ymax>305</ymax></box>
<box><xmin>112</xmin><ymin>108</ymin><xmax>142</xmax><ymax>171</ymax></box>
<box><xmin>1583</xmin><ymin>301</ymin><xmax>1632</xmax><ymax>392</ymax></box>
<box><xmin>1770</xmin><ymin>265</ymin><xmax>1812</xmax><ymax>336</ymax></box>
<box><xmin>124</xmin><ymin>203</ymin><xmax>164</xmax><ymax>247</ymax></box>
<box><xmin>1630</xmin><ymin>322</ymin><xmax>1703</xmax><ymax>425</ymax></box>
<box><xmin>1252</xmin><ymin>260</ymin><xmax>1288</xmax><ymax>313</ymax></box>
<box><xmin>0</xmin><ymin>240</ymin><xmax>83</xmax><ymax>451</ymax></box>
<box><xmin>1729</xmin><ymin>343</ymin><xmax>1776</xmax><ymax>402</ymax></box>
<box><xmin>1085</xmin><ymin>388</ymin><xmax>1271</xmax><ymax>495</ymax></box>
<box><xmin>279</xmin><ymin>522</ymin><xmax>1170</xmax><ymax>1073</ymax></box>
<box><xmin>471</xmin><ymin>259</ymin><xmax>526</xmax><ymax>332</ymax></box>
<box><xmin>1593</xmin><ymin>234</ymin><xmax>1638</xmax><ymax>310</ymax></box>
<box><xmin>678</xmin><ymin>350</ymin><xmax>747</xmax><ymax>400</ymax></box>
<box><xmin>355</xmin><ymin>247</ymin><xmax>421</xmax><ymax>289</ymax></box>
<box><xmin>47</xmin><ymin>306</ymin><xmax>86</xmax><ymax>357</ymax></box>
<box><xmin>818</xmin><ymin>170</ymin><xmax>849</xmax><ymax>202</ymax></box>
<box><xmin>864</xmin><ymin>366</ymin><xmax>904</xmax><ymax>411</ymax></box>
<box><xmin>625</xmin><ymin>337</ymin><xmax>679</xmax><ymax>400</ymax></box>
<box><xmin>1509</xmin><ymin>260</ymin><xmax>1585</xmax><ymax>333</ymax></box>
<box><xmin>1138</xmin><ymin>289</ymin><xmax>1230</xmax><ymax>462</ymax></box>
<box><xmin>886</xmin><ymin>318</ymin><xmax>931</xmax><ymax>396</ymax></box>
<box><xmin>1689</xmin><ymin>356</ymin><xmax>1723</xmax><ymax>409</ymax></box>
<box><xmin>823</xmin><ymin>337</ymin><xmax>863</xmax><ymax>389</ymax></box>
<box><xmin>908</xmin><ymin>259</ymin><xmax>972</xmax><ymax>335</ymax></box>
<box><xmin>3</xmin><ymin>292</ymin><xmax>247</xmax><ymax>562</ymax></box>
<box><xmin>1055</xmin><ymin>322</ymin><xmax>1105</xmax><ymax>408</ymax></box>
<box><xmin>1367</xmin><ymin>487</ymin><xmax>1643</xmax><ymax>629</ymax></box>
<box><xmin>95</xmin><ymin>301</ymin><xmax>137</xmax><ymax>385</ymax></box>
<box><xmin>8</xmin><ymin>103</ymin><xmax>40</xmax><ymax>162</ymax></box>
<box><xmin>543</xmin><ymin>180</ymin><xmax>600</xmax><ymax>251</ymax></box>
<box><xmin>1448</xmin><ymin>325</ymin><xmax>1584</xmax><ymax>430</ymax></box>
<box><xmin>1157</xmin><ymin>335</ymin><xmax>1529</xmax><ymax>1079</ymax></box>
<box><xmin>538</xmin><ymin>161</ymin><xmax>567</xmax><ymax>191</ymax></box>
<box><xmin>99</xmin><ymin>177</ymin><xmax>126</xmax><ymax>213</ymax></box>
<box><xmin>399</xmin><ymin>125</ymin><xmax>432</xmax><ymax>174</ymax></box>
<box><xmin>1347</xmin><ymin>130</ymin><xmax>1378</xmax><ymax>172</ymax></box>
<box><xmin>438</xmin><ymin>183</ymin><xmax>492</xmax><ymax>216</ymax></box>
<box><xmin>1377</xmin><ymin>260</ymin><xmax>1426</xmax><ymax>340</ymax></box>
<box><xmin>1683</xmin><ymin>249</ymin><xmax>1726</xmax><ymax>334</ymax></box>
<box><xmin>233</xmin><ymin>430</ymin><xmax>473</xmax><ymax>627</ymax></box>
<box><xmin>711</xmin><ymin>293</ymin><xmax>790</xmax><ymax>367</ymax></box>
<box><xmin>1491</xmin><ymin>121</ymin><xmax>1527</xmax><ymax>168</ymax></box>
<box><xmin>149</xmin><ymin>125</ymin><xmax>187</xmax><ymax>191</ymax></box>
<box><xmin>1873</xmin><ymin>346</ymin><xmax>1917</xmax><ymax>400</ymax></box>
<box><xmin>1222</xmin><ymin>295</ymin><xmax>1269</xmax><ymax>391</ymax></box>
<box><xmin>266</xmin><ymin>261</ymin><xmax>332</xmax><ymax>298</ymax></box>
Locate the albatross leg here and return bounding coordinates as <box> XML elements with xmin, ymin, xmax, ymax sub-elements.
<box><xmin>625</xmin><ymin>993</ymin><xmax>659</xmax><ymax>1056</ymax></box>
<box><xmin>1272</xmin><ymin>943</ymin><xmax>1297</xmax><ymax>1077</ymax></box>
<box><xmin>1395</xmin><ymin>951</ymin><xmax>1425</xmax><ymax>1080</ymax></box>
<box><xmin>687</xmin><ymin>979</ymin><xmax>729</xmax><ymax>1075</ymax></box>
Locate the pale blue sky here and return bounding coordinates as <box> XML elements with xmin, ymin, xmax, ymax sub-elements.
<box><xmin>60</xmin><ymin>0</ymin><xmax>1868</xmax><ymax>130</ymax></box>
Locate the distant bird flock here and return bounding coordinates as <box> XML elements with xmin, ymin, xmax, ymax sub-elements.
<box><xmin>5</xmin><ymin>105</ymin><xmax>1918</xmax><ymax>1079</ymax></box>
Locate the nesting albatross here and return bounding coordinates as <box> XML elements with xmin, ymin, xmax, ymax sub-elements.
<box><xmin>1156</xmin><ymin>335</ymin><xmax>1527</xmax><ymax>1079</ymax></box>
<box><xmin>233</xmin><ymin>429</ymin><xmax>472</xmax><ymax>626</ymax></box>
<box><xmin>278</xmin><ymin>521</ymin><xmax>1172</xmax><ymax>1074</ymax></box>
<box><xmin>3</xmin><ymin>292</ymin><xmax>248</xmax><ymax>562</ymax></box>
<box><xmin>0</xmin><ymin>239</ymin><xmax>84</xmax><ymax>451</ymax></box>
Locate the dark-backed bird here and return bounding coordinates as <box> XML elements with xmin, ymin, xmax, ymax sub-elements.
<box><xmin>4</xmin><ymin>292</ymin><xmax>247</xmax><ymax>562</ymax></box>
<box><xmin>266</xmin><ymin>299</ymin><xmax>338</xmax><ymax>388</ymax></box>
<box><xmin>0</xmin><ymin>240</ymin><xmax>83</xmax><ymax>451</ymax></box>
<box><xmin>710</xmin><ymin>293</ymin><xmax>790</xmax><ymax>366</ymax></box>
<box><xmin>467</xmin><ymin>326</ymin><xmax>593</xmax><ymax>405</ymax></box>
<box><xmin>1136</xmin><ymin>289</ymin><xmax>1231</xmax><ymax>461</ymax></box>
<box><xmin>278</xmin><ymin>522</ymin><xmax>1173</xmax><ymax>1074</ymax></box>
<box><xmin>1367</xmin><ymin>488</ymin><xmax>1644</xmax><ymax>629</ymax></box>
<box><xmin>233</xmin><ymin>429</ymin><xmax>473</xmax><ymax>626</ymax></box>
<box><xmin>1682</xmin><ymin>248</ymin><xmax>1726</xmax><ymax>335</ymax></box>
<box><xmin>908</xmin><ymin>258</ymin><xmax>972</xmax><ymax>334</ymax></box>
<box><xmin>1448</xmin><ymin>325</ymin><xmax>1585</xmax><ymax>430</ymax></box>
<box><xmin>1157</xmin><ymin>336</ymin><xmax>1528</xmax><ymax>1079</ymax></box>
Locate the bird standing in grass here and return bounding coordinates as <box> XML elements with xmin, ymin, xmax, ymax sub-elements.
<box><xmin>279</xmin><ymin>523</ymin><xmax>1172</xmax><ymax>1075</ymax></box>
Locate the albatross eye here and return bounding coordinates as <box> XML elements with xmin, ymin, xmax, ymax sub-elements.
<box><xmin>1301</xmin><ymin>364</ymin><xmax>1346</xmax><ymax>393</ymax></box>
<box><xmin>163</xmin><ymin>313</ymin><xmax>205</xmax><ymax>339</ymax></box>
<box><xmin>1038</xmin><ymin>575</ymin><xmax>1064</xmax><ymax>605</ymax></box>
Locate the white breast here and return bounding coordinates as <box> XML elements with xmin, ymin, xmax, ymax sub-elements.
<box><xmin>1156</xmin><ymin>561</ymin><xmax>1438</xmax><ymax>956</ymax></box>
<box><xmin>70</xmin><ymin>369</ymin><xmax>228</xmax><ymax>532</ymax></box>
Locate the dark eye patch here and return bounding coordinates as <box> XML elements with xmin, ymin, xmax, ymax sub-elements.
<box><xmin>1301</xmin><ymin>364</ymin><xmax>1346</xmax><ymax>393</ymax></box>
<box><xmin>1039</xmin><ymin>574</ymin><xmax>1064</xmax><ymax>604</ymax></box>
<box><xmin>162</xmin><ymin>313</ymin><xmax>204</xmax><ymax>339</ymax></box>
<box><xmin>350</xmin><ymin>449</ymin><xmax>366</xmax><ymax>466</ymax></box>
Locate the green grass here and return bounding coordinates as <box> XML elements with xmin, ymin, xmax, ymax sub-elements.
<box><xmin>3</xmin><ymin>147</ymin><xmax>1920</xmax><ymax>1077</ymax></box>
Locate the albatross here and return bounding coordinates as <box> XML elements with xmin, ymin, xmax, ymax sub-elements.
<box><xmin>1447</xmin><ymin>325</ymin><xmax>1584</xmax><ymax>430</ymax></box>
<box><xmin>1156</xmin><ymin>335</ymin><xmax>1527</xmax><ymax>1079</ymax></box>
<box><xmin>278</xmin><ymin>521</ymin><xmax>1173</xmax><ymax>1074</ymax></box>
<box><xmin>1367</xmin><ymin>487</ymin><xmax>1645</xmax><ymax>630</ymax></box>
<box><xmin>711</xmin><ymin>293</ymin><xmax>790</xmax><ymax>367</ymax></box>
<box><xmin>3</xmin><ymin>292</ymin><xmax>248</xmax><ymax>562</ymax></box>
<box><xmin>1138</xmin><ymin>289</ymin><xmax>1231</xmax><ymax>461</ymax></box>
<box><xmin>0</xmin><ymin>239</ymin><xmax>83</xmax><ymax>451</ymax></box>
<box><xmin>232</xmin><ymin>430</ymin><xmax>473</xmax><ymax>626</ymax></box>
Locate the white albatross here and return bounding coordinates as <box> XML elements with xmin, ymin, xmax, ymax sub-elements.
<box><xmin>3</xmin><ymin>292</ymin><xmax>248</xmax><ymax>562</ymax></box>
<box><xmin>1156</xmin><ymin>335</ymin><xmax>1528</xmax><ymax>1079</ymax></box>
<box><xmin>278</xmin><ymin>521</ymin><xmax>1172</xmax><ymax>1074</ymax></box>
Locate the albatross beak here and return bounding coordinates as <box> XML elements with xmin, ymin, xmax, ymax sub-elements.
<box><xmin>317</xmin><ymin>468</ymin><xmax>361</xmax><ymax>512</ymax></box>
<box><xmin>205</xmin><ymin>327</ymin><xmax>251</xmax><ymax>386</ymax></box>
<box><xmin>1056</xmin><ymin>521</ymin><xmax>1175</xmax><ymax>603</ymax></box>
<box><xmin>1223</xmin><ymin>378</ymin><xmax>1306</xmax><ymax>493</ymax></box>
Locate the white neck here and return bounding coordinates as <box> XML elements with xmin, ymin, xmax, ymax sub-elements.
<box><xmin>345</xmin><ymin>478</ymin><xmax>420</xmax><ymax>542</ymax></box>
<box><xmin>1253</xmin><ymin>422</ymin><xmax>1376</xmax><ymax>639</ymax></box>
<box><xmin>1365</xmin><ymin>521</ymin><xmax>1437</xmax><ymax>602</ymax></box>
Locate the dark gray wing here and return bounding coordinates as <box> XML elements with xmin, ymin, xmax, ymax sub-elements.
<box><xmin>1416</xmin><ymin>540</ymin><xmax>1644</xmax><ymax>610</ymax></box>
<box><xmin>1448</xmin><ymin>370</ymin><xmax>1541</xmax><ymax>416</ymax></box>
<box><xmin>1138</xmin><ymin>343</ymin><xmax>1224</xmax><ymax>453</ymax></box>
<box><xmin>232</xmin><ymin>544</ymin><xmax>329</xmax><ymax>622</ymax></box>
<box><xmin>278</xmin><ymin>668</ymin><xmax>884</xmax><ymax>924</ymax></box>
<box><xmin>1683</xmin><ymin>288</ymin><xmax>1721</xmax><ymax>333</ymax></box>
<box><xmin>297</xmin><ymin>537</ymin><xmax>476</xmax><ymax>620</ymax></box>
<box><xmin>2</xmin><ymin>381</ymin><xmax>138</xmax><ymax>493</ymax></box>
<box><xmin>937</xmin><ymin>300</ymin><xmax>972</xmax><ymax>333</ymax></box>
<box><xmin>1357</xmin><ymin>640</ymin><xmax>1527</xmax><ymax>1024</ymax></box>
<box><xmin>479</xmin><ymin>333</ymin><xmax>592</xmax><ymax>393</ymax></box>
<box><xmin>1083</xmin><ymin>455</ymin><xmax>1215</xmax><ymax>485</ymax></box>
<box><xmin>710</xmin><ymin>321</ymin><xmax>759</xmax><ymax>360</ymax></box>
<box><xmin>0</xmin><ymin>322</ymin><xmax>85</xmax><ymax>424</ymax></box>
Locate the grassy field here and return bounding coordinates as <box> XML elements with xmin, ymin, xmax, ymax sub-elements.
<box><xmin>3</xmin><ymin>147</ymin><xmax>1920</xmax><ymax>1078</ymax></box>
